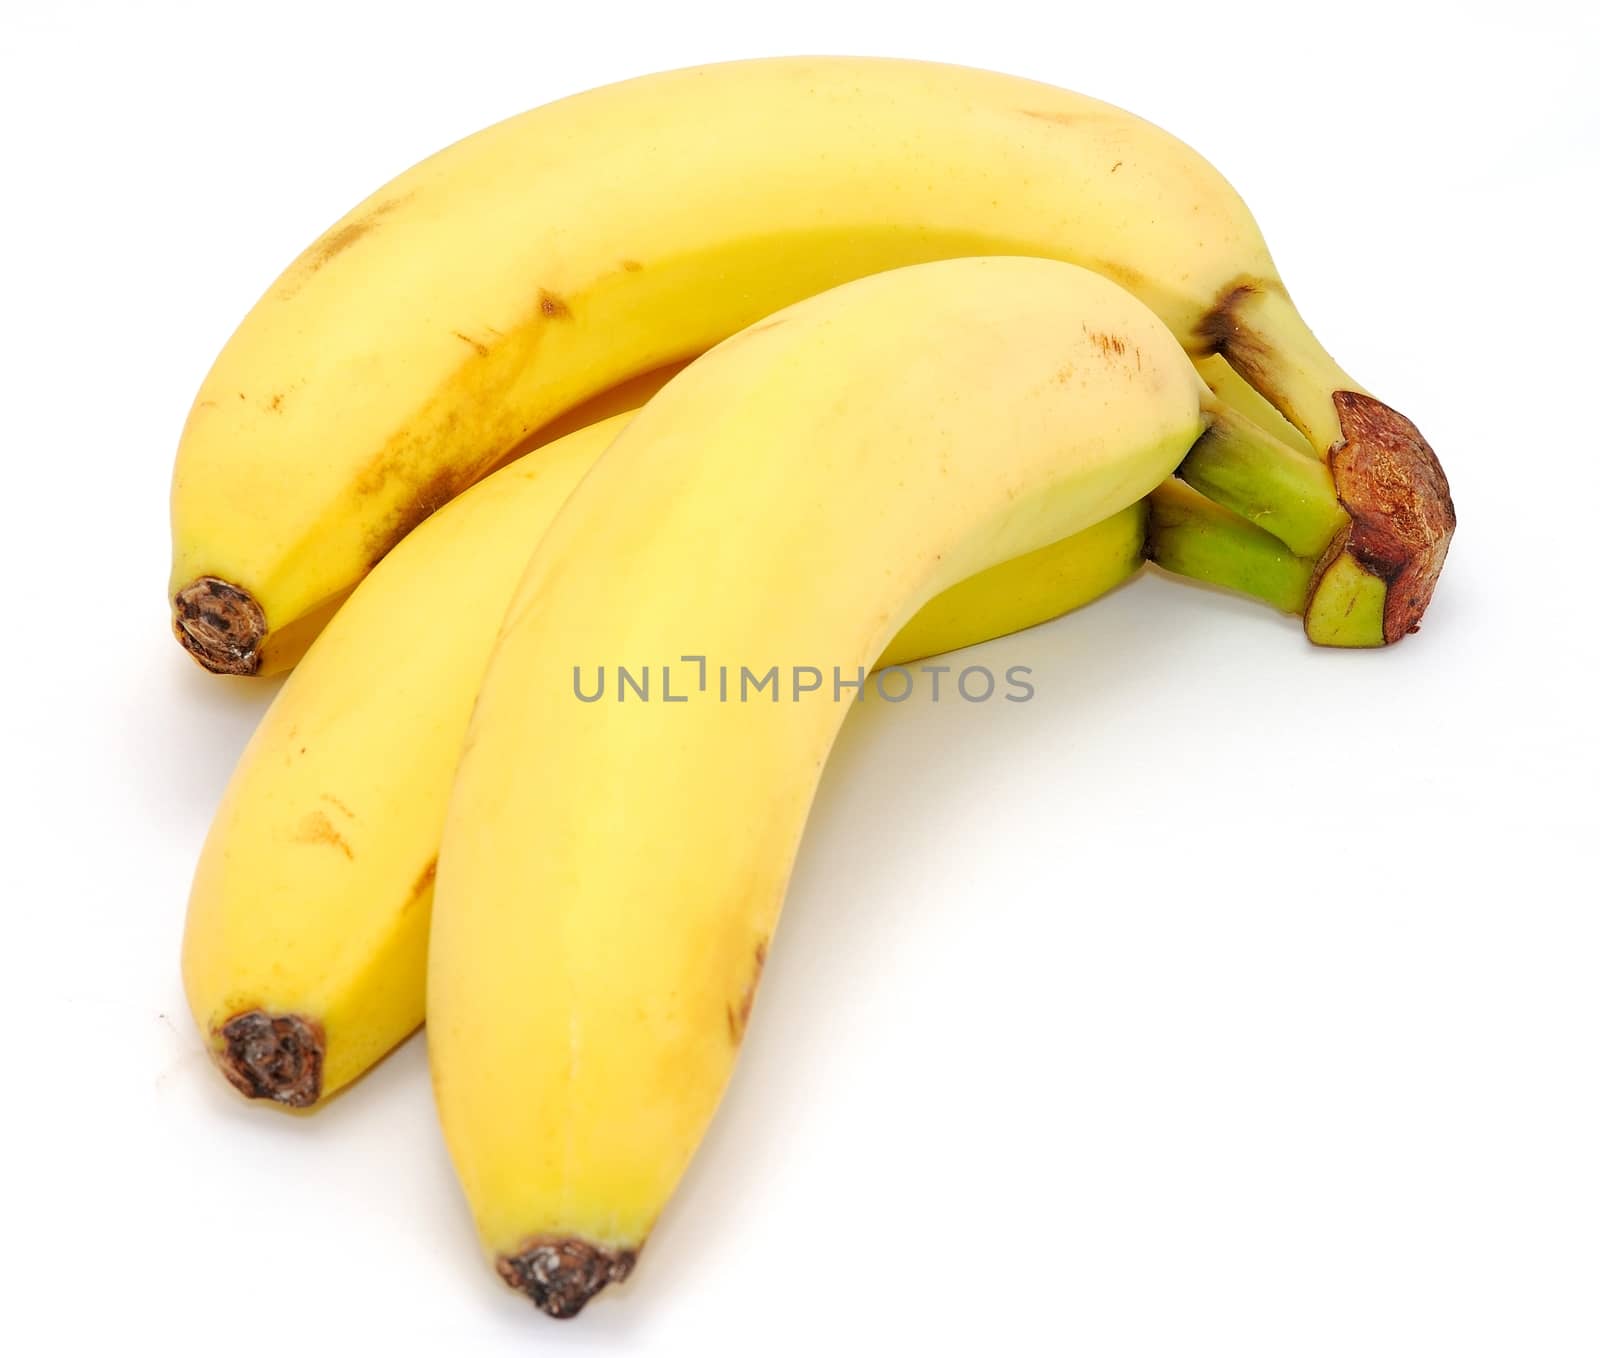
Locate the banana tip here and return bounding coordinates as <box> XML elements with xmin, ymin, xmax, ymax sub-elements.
<box><xmin>496</xmin><ymin>1238</ymin><xmax>638</xmax><ymax>1319</ymax></box>
<box><xmin>1311</xmin><ymin>391</ymin><xmax>1455</xmax><ymax>645</ymax></box>
<box><xmin>214</xmin><ymin>1010</ymin><xmax>323</xmax><ymax>1108</ymax></box>
<box><xmin>172</xmin><ymin>576</ymin><xmax>266</xmax><ymax>676</ymax></box>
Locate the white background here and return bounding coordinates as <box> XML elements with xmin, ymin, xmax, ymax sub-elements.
<box><xmin>5</xmin><ymin>2</ymin><xmax>1597</xmax><ymax>1353</ymax></box>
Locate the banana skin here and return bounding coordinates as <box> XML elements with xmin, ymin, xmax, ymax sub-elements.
<box><xmin>169</xmin><ymin>57</ymin><xmax>1451</xmax><ymax>673</ymax></box>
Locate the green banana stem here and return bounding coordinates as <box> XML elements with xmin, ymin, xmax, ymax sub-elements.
<box><xmin>1146</xmin><ymin>479</ymin><xmax>1314</xmax><ymax>615</ymax></box>
<box><xmin>1198</xmin><ymin>281</ymin><xmax>1456</xmax><ymax>647</ymax></box>
<box><xmin>1179</xmin><ymin>400</ymin><xmax>1347</xmax><ymax>558</ymax></box>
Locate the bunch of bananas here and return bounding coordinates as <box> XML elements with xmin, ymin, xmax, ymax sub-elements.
<box><xmin>175</xmin><ymin>57</ymin><xmax>1454</xmax><ymax>1319</ymax></box>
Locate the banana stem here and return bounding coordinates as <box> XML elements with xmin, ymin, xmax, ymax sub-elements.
<box><xmin>1146</xmin><ymin>479</ymin><xmax>1314</xmax><ymax>614</ymax></box>
<box><xmin>1179</xmin><ymin>402</ymin><xmax>1347</xmax><ymax>558</ymax></box>
<box><xmin>1201</xmin><ymin>281</ymin><xmax>1456</xmax><ymax>646</ymax></box>
<box><xmin>1191</xmin><ymin>353</ymin><xmax>1315</xmax><ymax>458</ymax></box>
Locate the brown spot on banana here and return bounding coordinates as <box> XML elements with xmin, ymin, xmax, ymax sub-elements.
<box><xmin>726</xmin><ymin>938</ymin><xmax>769</xmax><ymax>1045</ymax></box>
<box><xmin>538</xmin><ymin>289</ymin><xmax>572</xmax><ymax>319</ymax></box>
<box><xmin>1314</xmin><ymin>391</ymin><xmax>1455</xmax><ymax>642</ymax></box>
<box><xmin>1193</xmin><ymin>279</ymin><xmax>1284</xmax><ymax>387</ymax></box>
<box><xmin>496</xmin><ymin>1238</ymin><xmax>638</xmax><ymax>1318</ymax></box>
<box><xmin>363</xmin><ymin>463</ymin><xmax>473</xmax><ymax>568</ymax></box>
<box><xmin>171</xmin><ymin>576</ymin><xmax>267</xmax><ymax>676</ymax></box>
<box><xmin>295</xmin><ymin>810</ymin><xmax>354</xmax><ymax>859</ymax></box>
<box><xmin>214</xmin><ymin>1011</ymin><xmax>324</xmax><ymax>1108</ymax></box>
<box><xmin>306</xmin><ymin>219</ymin><xmax>373</xmax><ymax>269</ymax></box>
<box><xmin>1192</xmin><ymin>278</ymin><xmax>1308</xmax><ymax>426</ymax></box>
<box><xmin>401</xmin><ymin>857</ymin><xmax>437</xmax><ymax>912</ymax></box>
<box><xmin>277</xmin><ymin>192</ymin><xmax>416</xmax><ymax>296</ymax></box>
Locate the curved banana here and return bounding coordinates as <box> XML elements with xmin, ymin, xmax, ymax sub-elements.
<box><xmin>169</xmin><ymin>56</ymin><xmax>1451</xmax><ymax>674</ymax></box>
<box><xmin>427</xmin><ymin>257</ymin><xmax>1220</xmax><ymax>1316</ymax></box>
<box><xmin>182</xmin><ymin>412</ymin><xmax>625</xmax><ymax>1107</ymax></box>
<box><xmin>182</xmin><ymin>416</ymin><xmax>1148</xmax><ymax>1109</ymax></box>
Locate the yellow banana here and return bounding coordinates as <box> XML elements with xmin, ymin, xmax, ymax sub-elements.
<box><xmin>182</xmin><ymin>412</ymin><xmax>623</xmax><ymax>1106</ymax></box>
<box><xmin>181</xmin><ymin>414</ymin><xmax>1147</xmax><ymax>1108</ymax></box>
<box><xmin>427</xmin><ymin>257</ymin><xmax>1220</xmax><ymax>1316</ymax></box>
<box><xmin>169</xmin><ymin>57</ymin><xmax>1451</xmax><ymax>675</ymax></box>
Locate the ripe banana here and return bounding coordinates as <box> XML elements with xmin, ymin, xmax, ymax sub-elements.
<box><xmin>427</xmin><ymin>256</ymin><xmax>1232</xmax><ymax>1316</ymax></box>
<box><xmin>182</xmin><ymin>411</ymin><xmax>626</xmax><ymax>1106</ymax></box>
<box><xmin>169</xmin><ymin>56</ymin><xmax>1451</xmax><ymax>675</ymax></box>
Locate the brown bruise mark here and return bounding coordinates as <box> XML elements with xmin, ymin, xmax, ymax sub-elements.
<box><xmin>1193</xmin><ymin>278</ymin><xmax>1294</xmax><ymax>416</ymax></box>
<box><xmin>1085</xmin><ymin>329</ymin><xmax>1128</xmax><ymax>358</ymax></box>
<box><xmin>295</xmin><ymin>809</ymin><xmax>354</xmax><ymax>860</ymax></box>
<box><xmin>267</xmin><ymin>392</ymin><xmax>285</xmax><ymax>412</ymax></box>
<box><xmin>619</xmin><ymin>259</ymin><xmax>644</xmax><ymax>272</ymax></box>
<box><xmin>214</xmin><ymin>1011</ymin><xmax>324</xmax><ymax>1108</ymax></box>
<box><xmin>362</xmin><ymin>463</ymin><xmax>472</xmax><ymax>568</ymax></box>
<box><xmin>726</xmin><ymin>938</ymin><xmax>769</xmax><ymax>1044</ymax></box>
<box><xmin>451</xmin><ymin>329</ymin><xmax>489</xmax><ymax>357</ymax></box>
<box><xmin>1020</xmin><ymin>108</ymin><xmax>1076</xmax><ymax>125</ymax></box>
<box><xmin>1318</xmin><ymin>391</ymin><xmax>1455</xmax><ymax>642</ymax></box>
<box><xmin>496</xmin><ymin>1238</ymin><xmax>638</xmax><ymax>1319</ymax></box>
<box><xmin>172</xmin><ymin>576</ymin><xmax>266</xmax><ymax>676</ymax></box>
<box><xmin>300</xmin><ymin>272</ymin><xmax>562</xmax><ymax>587</ymax></box>
<box><xmin>285</xmin><ymin>192</ymin><xmax>416</xmax><ymax>288</ymax></box>
<box><xmin>306</xmin><ymin>219</ymin><xmax>373</xmax><ymax>269</ymax></box>
<box><xmin>1195</xmin><ymin>280</ymin><xmax>1261</xmax><ymax>355</ymax></box>
<box><xmin>1111</xmin><ymin>160</ymin><xmax>1123</xmax><ymax>173</ymax></box>
<box><xmin>320</xmin><ymin>793</ymin><xmax>355</xmax><ymax>819</ymax></box>
<box><xmin>401</xmin><ymin>857</ymin><xmax>438</xmax><ymax>913</ymax></box>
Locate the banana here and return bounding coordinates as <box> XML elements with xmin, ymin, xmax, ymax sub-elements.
<box><xmin>182</xmin><ymin>412</ymin><xmax>626</xmax><ymax>1107</ymax></box>
<box><xmin>426</xmin><ymin>256</ymin><xmax>1229</xmax><ymax>1316</ymax></box>
<box><xmin>169</xmin><ymin>56</ymin><xmax>1451</xmax><ymax>675</ymax></box>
